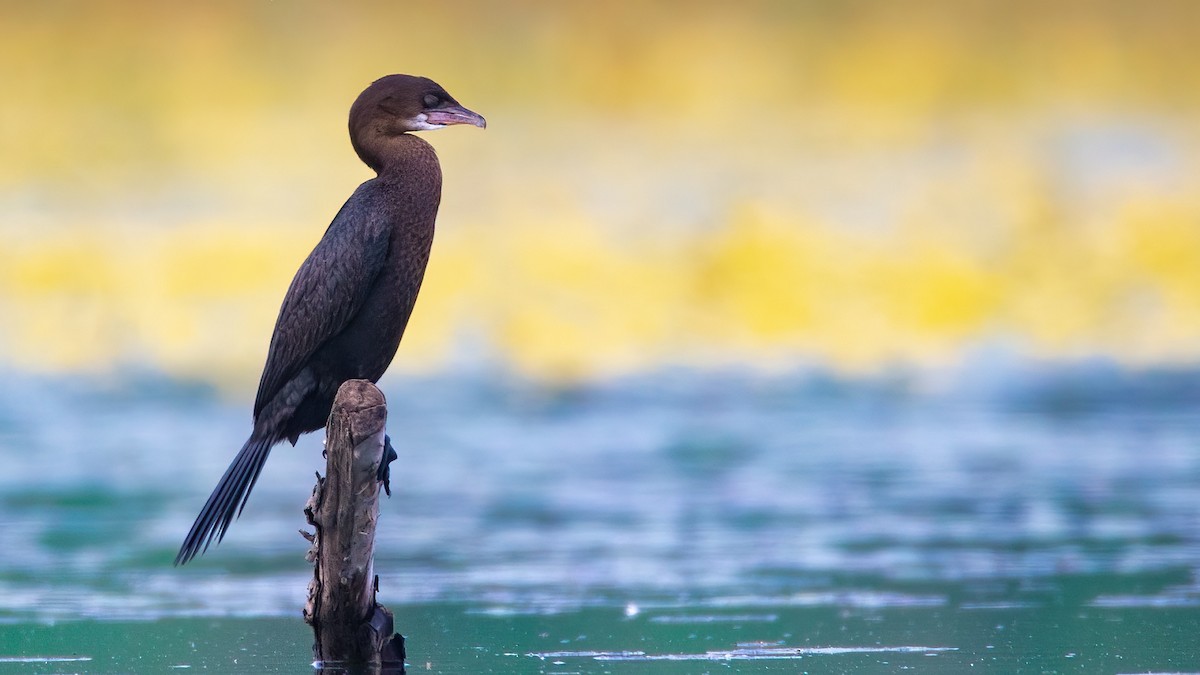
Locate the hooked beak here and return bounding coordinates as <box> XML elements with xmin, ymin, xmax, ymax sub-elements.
<box><xmin>424</xmin><ymin>105</ymin><xmax>487</xmax><ymax>129</ymax></box>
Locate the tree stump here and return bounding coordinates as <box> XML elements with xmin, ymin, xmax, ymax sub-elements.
<box><xmin>302</xmin><ymin>379</ymin><xmax>404</xmax><ymax>673</ymax></box>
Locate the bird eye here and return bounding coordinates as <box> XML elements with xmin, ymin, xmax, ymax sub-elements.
<box><xmin>422</xmin><ymin>94</ymin><xmax>440</xmax><ymax>108</ymax></box>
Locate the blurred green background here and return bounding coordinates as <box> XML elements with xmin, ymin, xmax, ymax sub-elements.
<box><xmin>4</xmin><ymin>0</ymin><xmax>1200</xmax><ymax>383</ymax></box>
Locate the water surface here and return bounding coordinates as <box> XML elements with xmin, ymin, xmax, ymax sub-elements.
<box><xmin>1</xmin><ymin>363</ymin><xmax>1199</xmax><ymax>672</ymax></box>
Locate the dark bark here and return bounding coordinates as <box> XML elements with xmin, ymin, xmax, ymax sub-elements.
<box><xmin>303</xmin><ymin>379</ymin><xmax>404</xmax><ymax>673</ymax></box>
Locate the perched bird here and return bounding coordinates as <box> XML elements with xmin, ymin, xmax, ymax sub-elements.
<box><xmin>176</xmin><ymin>75</ymin><xmax>485</xmax><ymax>565</ymax></box>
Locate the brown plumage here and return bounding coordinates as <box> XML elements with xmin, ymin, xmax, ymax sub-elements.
<box><xmin>176</xmin><ymin>75</ymin><xmax>485</xmax><ymax>565</ymax></box>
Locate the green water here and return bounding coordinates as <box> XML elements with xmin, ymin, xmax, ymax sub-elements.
<box><xmin>4</xmin><ymin>601</ymin><xmax>1200</xmax><ymax>673</ymax></box>
<box><xmin>2</xmin><ymin>364</ymin><xmax>1200</xmax><ymax>672</ymax></box>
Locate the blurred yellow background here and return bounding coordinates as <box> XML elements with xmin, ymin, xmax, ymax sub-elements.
<box><xmin>2</xmin><ymin>0</ymin><xmax>1200</xmax><ymax>385</ymax></box>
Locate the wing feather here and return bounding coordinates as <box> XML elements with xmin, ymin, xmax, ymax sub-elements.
<box><xmin>253</xmin><ymin>185</ymin><xmax>390</xmax><ymax>418</ymax></box>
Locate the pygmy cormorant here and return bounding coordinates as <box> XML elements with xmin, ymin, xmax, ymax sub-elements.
<box><xmin>176</xmin><ymin>74</ymin><xmax>485</xmax><ymax>565</ymax></box>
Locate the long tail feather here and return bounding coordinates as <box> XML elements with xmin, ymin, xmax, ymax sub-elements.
<box><xmin>175</xmin><ymin>436</ymin><xmax>275</xmax><ymax>565</ymax></box>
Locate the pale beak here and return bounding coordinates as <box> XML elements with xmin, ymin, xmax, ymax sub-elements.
<box><xmin>424</xmin><ymin>105</ymin><xmax>487</xmax><ymax>129</ymax></box>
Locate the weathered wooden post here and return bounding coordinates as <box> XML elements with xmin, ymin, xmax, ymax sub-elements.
<box><xmin>302</xmin><ymin>379</ymin><xmax>404</xmax><ymax>673</ymax></box>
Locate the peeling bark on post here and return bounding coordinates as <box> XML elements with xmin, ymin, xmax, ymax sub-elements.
<box><xmin>303</xmin><ymin>379</ymin><xmax>404</xmax><ymax>672</ymax></box>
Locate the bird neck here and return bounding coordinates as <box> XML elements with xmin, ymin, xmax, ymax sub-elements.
<box><xmin>354</xmin><ymin>132</ymin><xmax>440</xmax><ymax>179</ymax></box>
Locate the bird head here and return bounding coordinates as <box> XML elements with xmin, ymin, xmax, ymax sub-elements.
<box><xmin>349</xmin><ymin>74</ymin><xmax>485</xmax><ymax>171</ymax></box>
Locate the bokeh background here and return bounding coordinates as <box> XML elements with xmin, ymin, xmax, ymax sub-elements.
<box><xmin>4</xmin><ymin>2</ymin><xmax>1200</xmax><ymax>672</ymax></box>
<box><xmin>4</xmin><ymin>0</ymin><xmax>1200</xmax><ymax>382</ymax></box>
